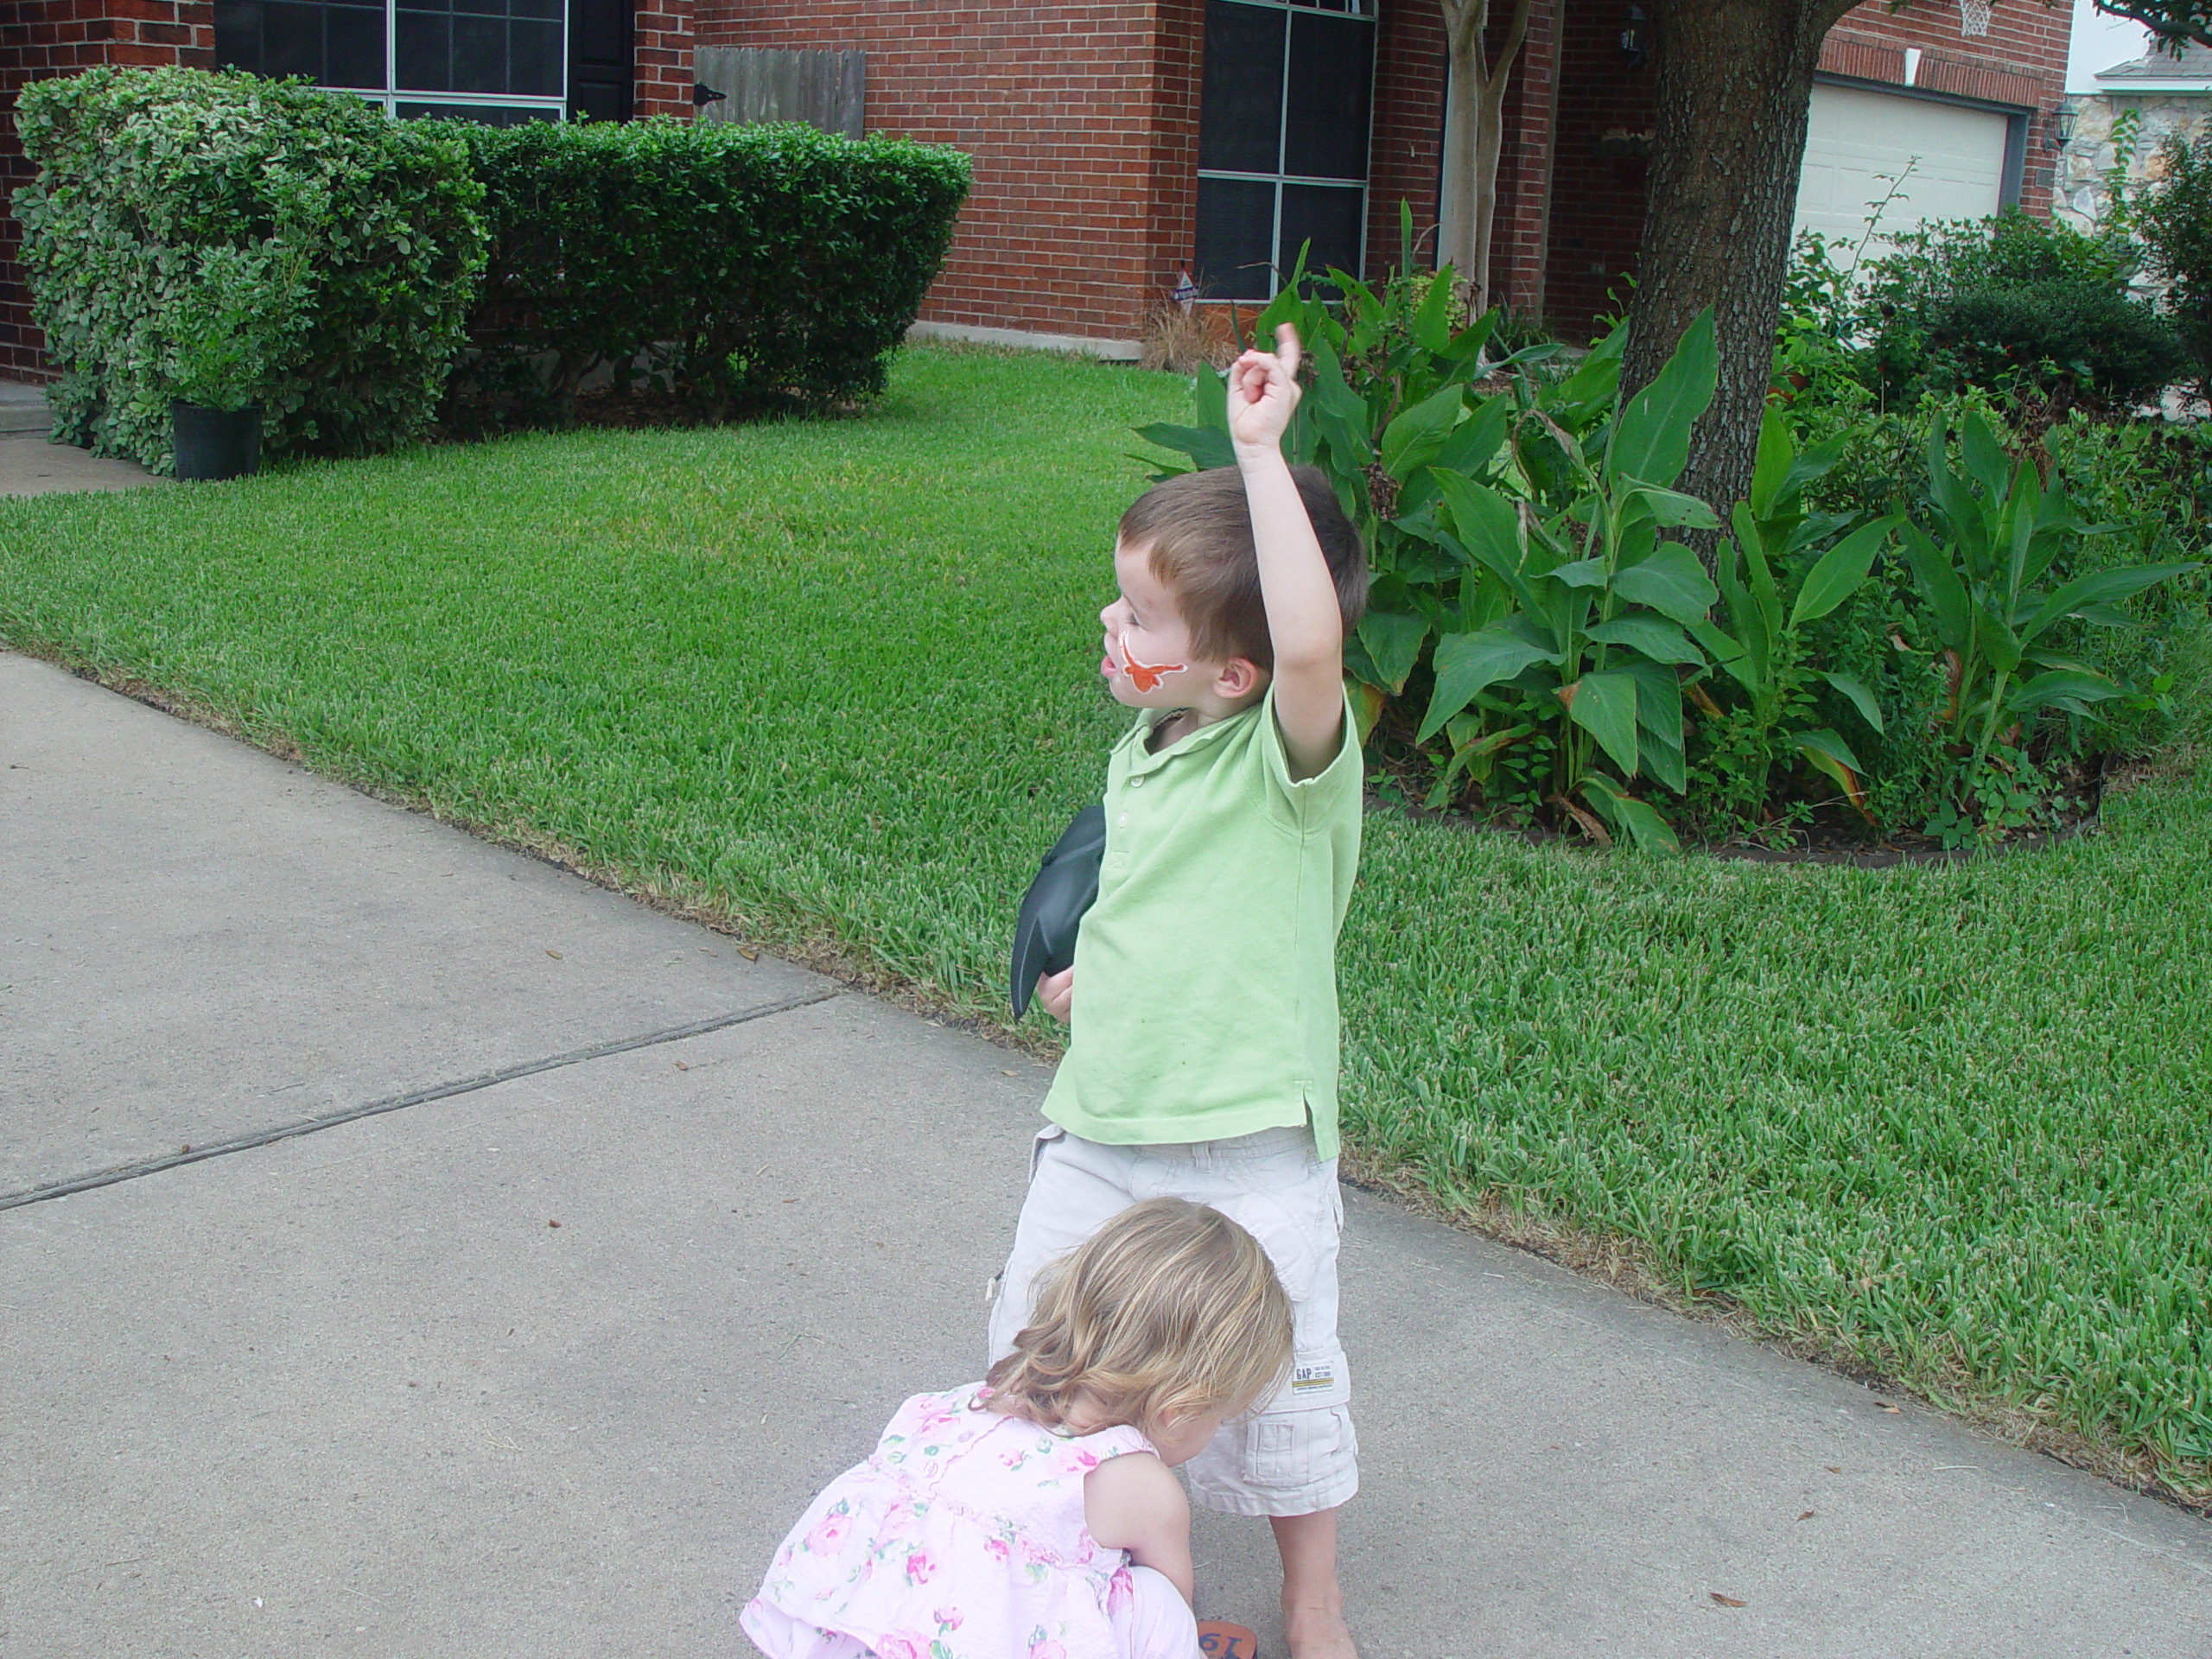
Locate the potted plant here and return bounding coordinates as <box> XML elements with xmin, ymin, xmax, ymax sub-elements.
<box><xmin>162</xmin><ymin>244</ymin><xmax>308</xmax><ymax>481</ymax></box>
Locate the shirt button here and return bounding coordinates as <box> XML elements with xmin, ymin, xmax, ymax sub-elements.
<box><xmin>1117</xmin><ymin>813</ymin><xmax>1129</xmax><ymax>829</ymax></box>
<box><xmin>1130</xmin><ymin>776</ymin><xmax>1144</xmax><ymax>789</ymax></box>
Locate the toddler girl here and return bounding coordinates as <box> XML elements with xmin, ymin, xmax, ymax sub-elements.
<box><xmin>742</xmin><ymin>1198</ymin><xmax>1294</xmax><ymax>1659</ymax></box>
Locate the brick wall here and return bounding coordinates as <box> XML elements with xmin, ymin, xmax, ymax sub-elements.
<box><xmin>1486</xmin><ymin>0</ymin><xmax>1556</xmax><ymax>315</ymax></box>
<box><xmin>1541</xmin><ymin>0</ymin><xmax>1652</xmax><ymax>337</ymax></box>
<box><xmin>1</xmin><ymin>0</ymin><xmax>214</xmax><ymax>378</ymax></box>
<box><xmin>632</xmin><ymin>0</ymin><xmax>692</xmax><ymax>120</ymax></box>
<box><xmin>695</xmin><ymin>0</ymin><xmax>1199</xmax><ymax>350</ymax></box>
<box><xmin>1367</xmin><ymin>0</ymin><xmax>1445</xmax><ymax>277</ymax></box>
<box><xmin>1535</xmin><ymin>0</ymin><xmax>2072</xmax><ymax>338</ymax></box>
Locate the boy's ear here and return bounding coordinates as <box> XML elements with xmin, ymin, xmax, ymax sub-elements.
<box><xmin>1213</xmin><ymin>657</ymin><xmax>1266</xmax><ymax>702</ymax></box>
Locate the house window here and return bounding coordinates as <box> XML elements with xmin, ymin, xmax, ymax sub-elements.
<box><xmin>1195</xmin><ymin>0</ymin><xmax>1376</xmax><ymax>301</ymax></box>
<box><xmin>214</xmin><ymin>0</ymin><xmax>568</xmax><ymax>121</ymax></box>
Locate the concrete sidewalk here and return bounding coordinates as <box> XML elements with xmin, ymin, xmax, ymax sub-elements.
<box><xmin>0</xmin><ymin>381</ymin><xmax>164</xmax><ymax>496</ymax></box>
<box><xmin>3</xmin><ymin>649</ymin><xmax>2208</xmax><ymax>1658</ymax></box>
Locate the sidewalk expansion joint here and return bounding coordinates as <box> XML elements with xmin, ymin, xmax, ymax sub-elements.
<box><xmin>0</xmin><ymin>986</ymin><xmax>843</xmax><ymax>1212</ymax></box>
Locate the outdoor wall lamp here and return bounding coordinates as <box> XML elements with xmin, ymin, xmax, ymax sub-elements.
<box><xmin>2054</xmin><ymin>97</ymin><xmax>2081</xmax><ymax>149</ymax></box>
<box><xmin>1620</xmin><ymin>5</ymin><xmax>1649</xmax><ymax>68</ymax></box>
<box><xmin>693</xmin><ymin>82</ymin><xmax>728</xmax><ymax>106</ymax></box>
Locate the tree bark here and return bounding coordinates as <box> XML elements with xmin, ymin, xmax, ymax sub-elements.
<box><xmin>1438</xmin><ymin>0</ymin><xmax>1533</xmax><ymax>310</ymax></box>
<box><xmin>1621</xmin><ymin>0</ymin><xmax>1855</xmax><ymax>526</ymax></box>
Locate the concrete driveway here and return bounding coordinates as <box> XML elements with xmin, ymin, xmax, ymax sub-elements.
<box><xmin>3</xmin><ymin>651</ymin><xmax>2208</xmax><ymax>1658</ymax></box>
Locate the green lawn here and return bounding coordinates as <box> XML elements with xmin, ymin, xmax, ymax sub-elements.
<box><xmin>4</xmin><ymin>342</ymin><xmax>2207</xmax><ymax>1503</ymax></box>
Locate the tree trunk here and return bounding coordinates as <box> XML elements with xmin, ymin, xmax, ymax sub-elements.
<box><xmin>1622</xmin><ymin>0</ymin><xmax>1854</xmax><ymax>526</ymax></box>
<box><xmin>1438</xmin><ymin>0</ymin><xmax>1532</xmax><ymax>311</ymax></box>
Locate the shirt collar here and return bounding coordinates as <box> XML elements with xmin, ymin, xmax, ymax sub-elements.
<box><xmin>1122</xmin><ymin>698</ymin><xmax>1262</xmax><ymax>775</ymax></box>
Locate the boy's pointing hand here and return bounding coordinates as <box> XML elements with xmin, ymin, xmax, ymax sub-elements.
<box><xmin>1227</xmin><ymin>324</ymin><xmax>1303</xmax><ymax>455</ymax></box>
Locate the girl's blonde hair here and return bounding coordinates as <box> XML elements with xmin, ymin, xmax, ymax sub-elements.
<box><xmin>986</xmin><ymin>1198</ymin><xmax>1294</xmax><ymax>1444</ymax></box>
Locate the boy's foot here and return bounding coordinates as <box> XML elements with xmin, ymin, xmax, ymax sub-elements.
<box><xmin>1197</xmin><ymin>1620</ymin><xmax>1261</xmax><ymax>1659</ymax></box>
<box><xmin>1282</xmin><ymin>1602</ymin><xmax>1359</xmax><ymax>1659</ymax></box>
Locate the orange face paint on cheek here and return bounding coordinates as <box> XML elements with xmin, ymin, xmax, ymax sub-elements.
<box><xmin>1118</xmin><ymin>632</ymin><xmax>1185</xmax><ymax>694</ymax></box>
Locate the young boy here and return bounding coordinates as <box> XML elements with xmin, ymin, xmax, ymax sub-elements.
<box><xmin>988</xmin><ymin>326</ymin><xmax>1368</xmax><ymax>1659</ymax></box>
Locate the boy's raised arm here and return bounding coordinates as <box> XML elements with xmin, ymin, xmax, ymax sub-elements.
<box><xmin>1227</xmin><ymin>326</ymin><xmax>1345</xmax><ymax>781</ymax></box>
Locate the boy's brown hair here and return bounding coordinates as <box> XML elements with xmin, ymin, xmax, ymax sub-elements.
<box><xmin>1118</xmin><ymin>465</ymin><xmax>1368</xmax><ymax>671</ymax></box>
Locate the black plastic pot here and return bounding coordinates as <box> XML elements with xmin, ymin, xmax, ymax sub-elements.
<box><xmin>171</xmin><ymin>402</ymin><xmax>263</xmax><ymax>482</ymax></box>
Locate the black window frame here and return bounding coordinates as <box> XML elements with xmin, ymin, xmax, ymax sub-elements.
<box><xmin>1194</xmin><ymin>0</ymin><xmax>1377</xmax><ymax>302</ymax></box>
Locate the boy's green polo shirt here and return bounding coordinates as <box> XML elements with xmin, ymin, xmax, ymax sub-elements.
<box><xmin>1042</xmin><ymin>683</ymin><xmax>1362</xmax><ymax>1160</ymax></box>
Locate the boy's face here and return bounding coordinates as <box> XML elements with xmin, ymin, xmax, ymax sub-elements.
<box><xmin>1099</xmin><ymin>537</ymin><xmax>1216</xmax><ymax>709</ymax></box>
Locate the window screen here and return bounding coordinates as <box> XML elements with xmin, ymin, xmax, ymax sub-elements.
<box><xmin>1194</xmin><ymin>0</ymin><xmax>1376</xmax><ymax>301</ymax></box>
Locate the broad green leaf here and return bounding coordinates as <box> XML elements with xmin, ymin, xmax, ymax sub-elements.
<box><xmin>1440</xmin><ymin>307</ymin><xmax>1499</xmax><ymax>367</ymax></box>
<box><xmin>1818</xmin><ymin>671</ymin><xmax>1885</xmax><ymax>734</ymax></box>
<box><xmin>1689</xmin><ymin>619</ymin><xmax>1755</xmax><ymax>692</ymax></box>
<box><xmin>1748</xmin><ymin>402</ymin><xmax>1795</xmax><ymax>520</ymax></box>
<box><xmin>1611</xmin><ymin>543</ymin><xmax>1719</xmax><ymax>626</ymax></box>
<box><xmin>1732</xmin><ymin>502</ymin><xmax>1783</xmax><ymax>635</ymax></box>
<box><xmin>1433</xmin><ymin>392</ymin><xmax>1511</xmax><ymax>478</ymax></box>
<box><xmin>1355</xmin><ymin>610</ymin><xmax>1428</xmax><ymax>694</ymax></box>
<box><xmin>1380</xmin><ymin>382</ymin><xmax>1466</xmax><ymax>481</ymax></box>
<box><xmin>1923</xmin><ymin>417</ymin><xmax>1982</xmax><ymax>551</ymax></box>
<box><xmin>1960</xmin><ymin>409</ymin><xmax>2010</xmax><ymax>502</ymax></box>
<box><xmin>1306</xmin><ymin>337</ymin><xmax>1373</xmax><ymax>466</ymax></box>
<box><xmin>1412</xmin><ymin>264</ymin><xmax>1457</xmax><ymax>354</ymax></box>
<box><xmin>1545</xmin><ymin>556</ymin><xmax>1611</xmax><ymax>589</ymax></box>
<box><xmin>1903</xmin><ymin>525</ymin><xmax>1974</xmax><ymax>654</ymax></box>
<box><xmin>1554</xmin><ymin>320</ymin><xmax>1624</xmax><ymax>410</ymax></box>
<box><xmin>2005</xmin><ymin>669</ymin><xmax>2122</xmax><ymax>716</ymax></box>
<box><xmin>2021</xmin><ymin>562</ymin><xmax>2202</xmax><ymax>642</ymax></box>
<box><xmin>1976</xmin><ymin>608</ymin><xmax>2024</xmax><ymax>677</ymax></box>
<box><xmin>1431</xmin><ymin>470</ymin><xmax>1540</xmax><ymax>612</ymax></box>
<box><xmin>1557</xmin><ymin>669</ymin><xmax>1641</xmax><ymax>775</ymax></box>
<box><xmin>1794</xmin><ymin>728</ymin><xmax>1870</xmax><ymax>818</ymax></box>
<box><xmin>1419</xmin><ymin>625</ymin><xmax>1559</xmax><ymax>741</ymax></box>
<box><xmin>1193</xmin><ymin>364</ymin><xmax>1230</xmax><ymax>435</ymax></box>
<box><xmin>1580</xmin><ymin>771</ymin><xmax>1681</xmax><ymax>852</ymax></box>
<box><xmin>1620</xmin><ymin>479</ymin><xmax>1722</xmax><ymax>530</ymax></box>
<box><xmin>1586</xmin><ymin>615</ymin><xmax>1703</xmax><ymax>665</ymax></box>
<box><xmin>1789</xmin><ymin>516</ymin><xmax>1897</xmax><ymax>628</ymax></box>
<box><xmin>1133</xmin><ymin>422</ymin><xmax>1234</xmax><ymax>472</ymax></box>
<box><xmin>1609</xmin><ymin>308</ymin><xmax>1716</xmax><ymax>490</ymax></box>
<box><xmin>1621</xmin><ymin>657</ymin><xmax>1688</xmax><ymax>793</ymax></box>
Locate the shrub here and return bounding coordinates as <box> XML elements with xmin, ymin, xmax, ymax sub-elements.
<box><xmin>435</xmin><ymin>118</ymin><xmax>970</xmax><ymax>424</ymax></box>
<box><xmin>1856</xmin><ymin>213</ymin><xmax>2178</xmax><ymax>406</ymax></box>
<box><xmin>2133</xmin><ymin>130</ymin><xmax>2212</xmax><ymax>395</ymax></box>
<box><xmin>1921</xmin><ymin>282</ymin><xmax>2185</xmax><ymax>406</ymax></box>
<box><xmin>10</xmin><ymin>67</ymin><xmax>486</xmax><ymax>471</ymax></box>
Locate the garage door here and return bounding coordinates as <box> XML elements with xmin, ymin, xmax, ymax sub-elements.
<box><xmin>1795</xmin><ymin>82</ymin><xmax>2013</xmax><ymax>258</ymax></box>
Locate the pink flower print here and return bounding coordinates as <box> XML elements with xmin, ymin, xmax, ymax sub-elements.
<box><xmin>804</xmin><ymin>1504</ymin><xmax>851</xmax><ymax>1554</ymax></box>
<box><xmin>1000</xmin><ymin>1451</ymin><xmax>1027</xmax><ymax>1469</ymax></box>
<box><xmin>906</xmin><ymin>1551</ymin><xmax>938</xmax><ymax>1585</ymax></box>
<box><xmin>1070</xmin><ymin>1450</ymin><xmax>1100</xmax><ymax>1473</ymax></box>
<box><xmin>982</xmin><ymin>1538</ymin><xmax>1011</xmax><ymax>1564</ymax></box>
<box><xmin>933</xmin><ymin>1607</ymin><xmax>963</xmax><ymax>1631</ymax></box>
<box><xmin>876</xmin><ymin>1636</ymin><xmax>926</xmax><ymax>1659</ymax></box>
<box><xmin>1029</xmin><ymin>1640</ymin><xmax>1067</xmax><ymax>1659</ymax></box>
<box><xmin>1106</xmin><ymin>1568</ymin><xmax>1135</xmax><ymax>1617</ymax></box>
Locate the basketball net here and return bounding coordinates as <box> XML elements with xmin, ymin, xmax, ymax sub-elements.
<box><xmin>1959</xmin><ymin>0</ymin><xmax>1993</xmax><ymax>36</ymax></box>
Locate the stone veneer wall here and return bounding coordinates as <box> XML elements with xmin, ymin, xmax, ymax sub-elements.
<box><xmin>2053</xmin><ymin>91</ymin><xmax>2210</xmax><ymax>236</ymax></box>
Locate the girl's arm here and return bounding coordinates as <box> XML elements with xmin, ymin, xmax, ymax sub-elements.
<box><xmin>1083</xmin><ymin>1452</ymin><xmax>1194</xmax><ymax>1605</ymax></box>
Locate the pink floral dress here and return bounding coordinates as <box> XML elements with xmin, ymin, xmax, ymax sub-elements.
<box><xmin>743</xmin><ymin>1386</ymin><xmax>1154</xmax><ymax>1659</ymax></box>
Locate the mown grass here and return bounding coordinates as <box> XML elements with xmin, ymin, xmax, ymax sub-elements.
<box><xmin>3</xmin><ymin>343</ymin><xmax>2207</xmax><ymax>1503</ymax></box>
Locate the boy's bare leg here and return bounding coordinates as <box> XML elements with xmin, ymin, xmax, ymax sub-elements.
<box><xmin>1270</xmin><ymin>1508</ymin><xmax>1357</xmax><ymax>1659</ymax></box>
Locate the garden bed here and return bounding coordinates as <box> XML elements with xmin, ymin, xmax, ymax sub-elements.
<box><xmin>2</xmin><ymin>341</ymin><xmax>2207</xmax><ymax>1508</ymax></box>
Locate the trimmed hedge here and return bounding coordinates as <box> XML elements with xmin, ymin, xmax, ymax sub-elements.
<box><xmin>436</xmin><ymin>118</ymin><xmax>970</xmax><ymax>423</ymax></box>
<box><xmin>11</xmin><ymin>67</ymin><xmax>486</xmax><ymax>471</ymax></box>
